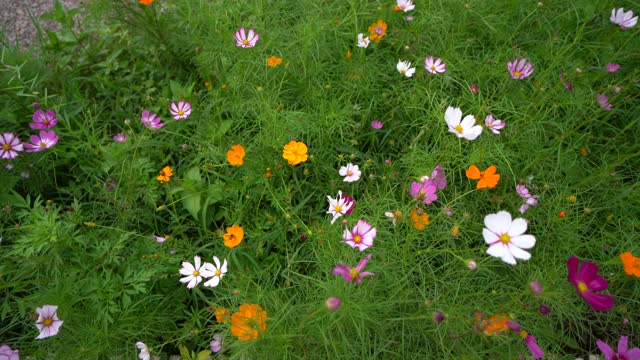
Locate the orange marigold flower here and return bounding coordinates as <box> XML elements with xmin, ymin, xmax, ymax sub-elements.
<box><xmin>223</xmin><ymin>224</ymin><xmax>244</xmax><ymax>248</ymax></box>
<box><xmin>621</xmin><ymin>252</ymin><xmax>640</xmax><ymax>277</ymax></box>
<box><xmin>368</xmin><ymin>19</ymin><xmax>388</xmax><ymax>43</ymax></box>
<box><xmin>139</xmin><ymin>0</ymin><xmax>154</xmax><ymax>5</ymax></box>
<box><xmin>267</xmin><ymin>56</ymin><xmax>283</xmax><ymax>67</ymax></box>
<box><xmin>466</xmin><ymin>165</ymin><xmax>500</xmax><ymax>189</ymax></box>
<box><xmin>410</xmin><ymin>208</ymin><xmax>430</xmax><ymax>230</ymax></box>
<box><xmin>227</xmin><ymin>144</ymin><xmax>246</xmax><ymax>166</ymax></box>
<box><xmin>282</xmin><ymin>140</ymin><xmax>308</xmax><ymax>165</ymax></box>
<box><xmin>157</xmin><ymin>166</ymin><xmax>173</xmax><ymax>183</ymax></box>
<box><xmin>215</xmin><ymin>307</ymin><xmax>231</xmax><ymax>324</ymax></box>
<box><xmin>231</xmin><ymin>304</ymin><xmax>267</xmax><ymax>341</ymax></box>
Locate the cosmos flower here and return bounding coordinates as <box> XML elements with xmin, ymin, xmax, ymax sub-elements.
<box><xmin>339</xmin><ymin>163</ymin><xmax>361</xmax><ymax>182</ymax></box>
<box><xmin>0</xmin><ymin>345</ymin><xmax>19</xmax><ymax>360</ymax></box>
<box><xmin>384</xmin><ymin>210</ymin><xmax>402</xmax><ymax>227</ymax></box>
<box><xmin>484</xmin><ymin>114</ymin><xmax>506</xmax><ymax>135</ymax></box>
<box><xmin>226</xmin><ymin>144</ymin><xmax>246</xmax><ymax>166</ymax></box>
<box><xmin>483</xmin><ymin>211</ymin><xmax>536</xmax><ymax>265</ymax></box>
<box><xmin>23</xmin><ymin>130</ymin><xmax>59</xmax><ymax>152</ymax></box>
<box><xmin>445</xmin><ymin>106</ymin><xmax>482</xmax><ymax>140</ymax></box>
<box><xmin>327</xmin><ymin>190</ymin><xmax>355</xmax><ymax>224</ymax></box>
<box><xmin>35</xmin><ymin>305</ymin><xmax>64</xmax><ymax>339</ymax></box>
<box><xmin>30</xmin><ymin>109</ymin><xmax>58</xmax><ymax>129</ymax></box>
<box><xmin>332</xmin><ymin>254</ymin><xmax>375</xmax><ymax>284</ymax></box>
<box><xmin>371</xmin><ymin>120</ymin><xmax>383</xmax><ymax>129</ymax></box>
<box><xmin>397</xmin><ymin>60</ymin><xmax>416</xmax><ymax>77</ymax></box>
<box><xmin>419</xmin><ymin>164</ymin><xmax>447</xmax><ymax>190</ymax></box>
<box><xmin>325</xmin><ymin>297</ymin><xmax>341</xmax><ymax>312</ymax></box>
<box><xmin>223</xmin><ymin>224</ymin><xmax>244</xmax><ymax>248</ymax></box>
<box><xmin>567</xmin><ymin>256</ymin><xmax>615</xmax><ymax>311</ymax></box>
<box><xmin>282</xmin><ymin>140</ymin><xmax>308</xmax><ymax>165</ymax></box>
<box><xmin>141</xmin><ymin>110</ymin><xmax>164</xmax><ymax>129</ymax></box>
<box><xmin>507</xmin><ymin>58</ymin><xmax>534</xmax><ymax>79</ymax></box>
<box><xmin>169</xmin><ymin>101</ymin><xmax>192</xmax><ymax>120</ymax></box>
<box><xmin>342</xmin><ymin>219</ymin><xmax>377</xmax><ymax>252</ymax></box>
<box><xmin>424</xmin><ymin>56</ymin><xmax>446</xmax><ymax>74</ymax></box>
<box><xmin>136</xmin><ymin>342</ymin><xmax>151</xmax><ymax>360</ymax></box>
<box><xmin>516</xmin><ymin>184</ymin><xmax>539</xmax><ymax>214</ymax></box>
<box><xmin>597</xmin><ymin>336</ymin><xmax>640</xmax><ymax>360</ymax></box>
<box><xmin>267</xmin><ymin>56</ymin><xmax>283</xmax><ymax>67</ymax></box>
<box><xmin>0</xmin><ymin>133</ymin><xmax>24</xmax><ymax>159</ymax></box>
<box><xmin>597</xmin><ymin>94</ymin><xmax>612</xmax><ymax>110</ymax></box>
<box><xmin>610</xmin><ymin>8</ymin><xmax>638</xmax><ymax>29</ymax></box>
<box><xmin>506</xmin><ymin>321</ymin><xmax>544</xmax><ymax>359</ymax></box>
<box><xmin>357</xmin><ymin>33</ymin><xmax>370</xmax><ymax>48</ymax></box>
<box><xmin>230</xmin><ymin>304</ymin><xmax>267</xmax><ymax>341</ymax></box>
<box><xmin>157</xmin><ymin>166</ymin><xmax>173</xmax><ymax>183</ymax></box>
<box><xmin>235</xmin><ymin>27</ymin><xmax>260</xmax><ymax>48</ymax></box>
<box><xmin>605</xmin><ymin>63</ymin><xmax>620</xmax><ymax>73</ymax></box>
<box><xmin>368</xmin><ymin>19</ymin><xmax>387</xmax><ymax>43</ymax></box>
<box><xmin>210</xmin><ymin>334</ymin><xmax>223</xmax><ymax>353</ymax></box>
<box><xmin>410</xmin><ymin>180</ymin><xmax>437</xmax><ymax>204</ymax></box>
<box><xmin>395</xmin><ymin>0</ymin><xmax>415</xmax><ymax>12</ymax></box>
<box><xmin>179</xmin><ymin>255</ymin><xmax>215</xmax><ymax>289</ymax></box>
<box><xmin>466</xmin><ymin>165</ymin><xmax>500</xmax><ymax>189</ymax></box>
<box><xmin>113</xmin><ymin>133</ymin><xmax>128</xmax><ymax>143</ymax></box>
<box><xmin>620</xmin><ymin>252</ymin><xmax>640</xmax><ymax>277</ymax></box>
<box><xmin>203</xmin><ymin>256</ymin><xmax>228</xmax><ymax>288</ymax></box>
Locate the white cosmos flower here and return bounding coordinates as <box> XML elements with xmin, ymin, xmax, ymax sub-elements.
<box><xmin>610</xmin><ymin>8</ymin><xmax>638</xmax><ymax>29</ymax></box>
<box><xmin>396</xmin><ymin>0</ymin><xmax>415</xmax><ymax>12</ymax></box>
<box><xmin>357</xmin><ymin>33</ymin><xmax>370</xmax><ymax>48</ymax></box>
<box><xmin>136</xmin><ymin>342</ymin><xmax>151</xmax><ymax>360</ymax></box>
<box><xmin>483</xmin><ymin>211</ymin><xmax>536</xmax><ymax>265</ymax></box>
<box><xmin>445</xmin><ymin>106</ymin><xmax>483</xmax><ymax>141</ymax></box>
<box><xmin>327</xmin><ymin>191</ymin><xmax>354</xmax><ymax>224</ymax></box>
<box><xmin>339</xmin><ymin>163</ymin><xmax>361</xmax><ymax>182</ymax></box>
<box><xmin>179</xmin><ymin>256</ymin><xmax>215</xmax><ymax>289</ymax></box>
<box><xmin>203</xmin><ymin>256</ymin><xmax>227</xmax><ymax>287</ymax></box>
<box><xmin>397</xmin><ymin>60</ymin><xmax>416</xmax><ymax>77</ymax></box>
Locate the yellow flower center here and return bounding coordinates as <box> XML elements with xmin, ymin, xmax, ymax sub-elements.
<box><xmin>43</xmin><ymin>119</ymin><xmax>49</xmax><ymax>125</ymax></box>
<box><xmin>347</xmin><ymin>171</ymin><xmax>353</xmax><ymax>176</ymax></box>
<box><xmin>431</xmin><ymin>65</ymin><xmax>436</xmax><ymax>71</ymax></box>
<box><xmin>43</xmin><ymin>317</ymin><xmax>53</xmax><ymax>326</ymax></box>
<box><xmin>243</xmin><ymin>39</ymin><xmax>250</xmax><ymax>45</ymax></box>
<box><xmin>40</xmin><ymin>141</ymin><xmax>47</xmax><ymax>147</ymax></box>
<box><xmin>499</xmin><ymin>233</ymin><xmax>510</xmax><ymax>244</ymax></box>
<box><xmin>577</xmin><ymin>281</ymin><xmax>588</xmax><ymax>293</ymax></box>
<box><xmin>353</xmin><ymin>235</ymin><xmax>362</xmax><ymax>243</ymax></box>
<box><xmin>334</xmin><ymin>205</ymin><xmax>342</xmax><ymax>213</ymax></box>
<box><xmin>2</xmin><ymin>144</ymin><xmax>10</xmax><ymax>150</ymax></box>
<box><xmin>193</xmin><ymin>270</ymin><xmax>200</xmax><ymax>276</ymax></box>
<box><xmin>349</xmin><ymin>268</ymin><xmax>359</xmax><ymax>279</ymax></box>
<box><xmin>519</xmin><ymin>330</ymin><xmax>528</xmax><ymax>339</ymax></box>
<box><xmin>216</xmin><ymin>270</ymin><xmax>221</xmax><ymax>276</ymax></box>
<box><xmin>401</xmin><ymin>69</ymin><xmax>406</xmax><ymax>74</ymax></box>
<box><xmin>513</xmin><ymin>70</ymin><xmax>522</xmax><ymax>77</ymax></box>
<box><xmin>177</xmin><ymin>110</ymin><xmax>184</xmax><ymax>116</ymax></box>
<box><xmin>487</xmin><ymin>123</ymin><xmax>493</xmax><ymax>128</ymax></box>
<box><xmin>454</xmin><ymin>125</ymin><xmax>464</xmax><ymax>133</ymax></box>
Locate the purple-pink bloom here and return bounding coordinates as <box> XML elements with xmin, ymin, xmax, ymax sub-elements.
<box><xmin>371</xmin><ymin>120</ymin><xmax>383</xmax><ymax>129</ymax></box>
<box><xmin>529</xmin><ymin>281</ymin><xmax>542</xmax><ymax>294</ymax></box>
<box><xmin>559</xmin><ymin>73</ymin><xmax>573</xmax><ymax>91</ymax></box>
<box><xmin>342</xmin><ymin>219</ymin><xmax>377</xmax><ymax>252</ymax></box>
<box><xmin>507</xmin><ymin>58</ymin><xmax>534</xmax><ymax>79</ymax></box>
<box><xmin>567</xmin><ymin>256</ymin><xmax>615</xmax><ymax>311</ymax></box>
<box><xmin>210</xmin><ymin>333</ymin><xmax>223</xmax><ymax>353</ymax></box>
<box><xmin>113</xmin><ymin>133</ymin><xmax>128</xmax><ymax>143</ymax></box>
<box><xmin>0</xmin><ymin>133</ymin><xmax>24</xmax><ymax>159</ymax></box>
<box><xmin>597</xmin><ymin>336</ymin><xmax>640</xmax><ymax>360</ymax></box>
<box><xmin>30</xmin><ymin>109</ymin><xmax>57</xmax><ymax>129</ymax></box>
<box><xmin>470</xmin><ymin>83</ymin><xmax>479</xmax><ymax>94</ymax></box>
<box><xmin>169</xmin><ymin>101</ymin><xmax>192</xmax><ymax>120</ymax></box>
<box><xmin>605</xmin><ymin>63</ymin><xmax>620</xmax><ymax>73</ymax></box>
<box><xmin>610</xmin><ymin>8</ymin><xmax>638</xmax><ymax>30</ymax></box>
<box><xmin>484</xmin><ymin>114</ymin><xmax>506</xmax><ymax>135</ymax></box>
<box><xmin>424</xmin><ymin>56</ymin><xmax>446</xmax><ymax>74</ymax></box>
<box><xmin>235</xmin><ymin>27</ymin><xmax>260</xmax><ymax>48</ymax></box>
<box><xmin>419</xmin><ymin>164</ymin><xmax>447</xmax><ymax>190</ymax></box>
<box><xmin>516</xmin><ymin>184</ymin><xmax>539</xmax><ymax>214</ymax></box>
<box><xmin>141</xmin><ymin>110</ymin><xmax>164</xmax><ymax>129</ymax></box>
<box><xmin>35</xmin><ymin>304</ymin><xmax>64</xmax><ymax>339</ymax></box>
<box><xmin>24</xmin><ymin>130</ymin><xmax>59</xmax><ymax>152</ymax></box>
<box><xmin>432</xmin><ymin>311</ymin><xmax>445</xmax><ymax>323</ymax></box>
<box><xmin>325</xmin><ymin>297</ymin><xmax>341</xmax><ymax>312</ymax></box>
<box><xmin>539</xmin><ymin>304</ymin><xmax>550</xmax><ymax>315</ymax></box>
<box><xmin>597</xmin><ymin>94</ymin><xmax>612</xmax><ymax>111</ymax></box>
<box><xmin>506</xmin><ymin>321</ymin><xmax>544</xmax><ymax>359</ymax></box>
<box><xmin>410</xmin><ymin>180</ymin><xmax>437</xmax><ymax>204</ymax></box>
<box><xmin>332</xmin><ymin>254</ymin><xmax>375</xmax><ymax>284</ymax></box>
<box><xmin>0</xmin><ymin>345</ymin><xmax>19</xmax><ymax>360</ymax></box>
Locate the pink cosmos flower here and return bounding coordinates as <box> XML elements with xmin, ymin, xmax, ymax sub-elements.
<box><xmin>342</xmin><ymin>219</ymin><xmax>377</xmax><ymax>252</ymax></box>
<box><xmin>136</xmin><ymin>342</ymin><xmax>151</xmax><ymax>360</ymax></box>
<box><xmin>113</xmin><ymin>133</ymin><xmax>128</xmax><ymax>143</ymax></box>
<box><xmin>325</xmin><ymin>297</ymin><xmax>341</xmax><ymax>312</ymax></box>
<box><xmin>332</xmin><ymin>254</ymin><xmax>375</xmax><ymax>284</ymax></box>
<box><xmin>567</xmin><ymin>256</ymin><xmax>615</xmax><ymax>311</ymax></box>
<box><xmin>179</xmin><ymin>255</ymin><xmax>215</xmax><ymax>289</ymax></box>
<box><xmin>470</xmin><ymin>83</ymin><xmax>479</xmax><ymax>94</ymax></box>
<box><xmin>0</xmin><ymin>133</ymin><xmax>24</xmax><ymax>159</ymax></box>
<box><xmin>169</xmin><ymin>101</ymin><xmax>192</xmax><ymax>120</ymax></box>
<box><xmin>610</xmin><ymin>8</ymin><xmax>638</xmax><ymax>29</ymax></box>
<box><xmin>597</xmin><ymin>336</ymin><xmax>640</xmax><ymax>360</ymax></box>
<box><xmin>210</xmin><ymin>334</ymin><xmax>223</xmax><ymax>353</ymax></box>
<box><xmin>424</xmin><ymin>56</ymin><xmax>446</xmax><ymax>74</ymax></box>
<box><xmin>410</xmin><ymin>179</ymin><xmax>437</xmax><ymax>204</ymax></box>
<box><xmin>507</xmin><ymin>58</ymin><xmax>534</xmax><ymax>79</ymax></box>
<box><xmin>35</xmin><ymin>304</ymin><xmax>64</xmax><ymax>339</ymax></box>
<box><xmin>529</xmin><ymin>281</ymin><xmax>542</xmax><ymax>294</ymax></box>
<box><xmin>484</xmin><ymin>114</ymin><xmax>506</xmax><ymax>135</ymax></box>
<box><xmin>419</xmin><ymin>164</ymin><xmax>447</xmax><ymax>190</ymax></box>
<box><xmin>30</xmin><ymin>109</ymin><xmax>57</xmax><ymax>129</ymax></box>
<box><xmin>235</xmin><ymin>27</ymin><xmax>260</xmax><ymax>48</ymax></box>
<box><xmin>141</xmin><ymin>110</ymin><xmax>164</xmax><ymax>129</ymax></box>
<box><xmin>371</xmin><ymin>120</ymin><xmax>383</xmax><ymax>129</ymax></box>
<box><xmin>23</xmin><ymin>130</ymin><xmax>59</xmax><ymax>152</ymax></box>
<box><xmin>516</xmin><ymin>184</ymin><xmax>539</xmax><ymax>214</ymax></box>
<box><xmin>506</xmin><ymin>321</ymin><xmax>544</xmax><ymax>359</ymax></box>
<box><xmin>339</xmin><ymin>163</ymin><xmax>361</xmax><ymax>182</ymax></box>
<box><xmin>597</xmin><ymin>94</ymin><xmax>612</xmax><ymax>110</ymax></box>
<box><xmin>327</xmin><ymin>190</ymin><xmax>355</xmax><ymax>224</ymax></box>
<box><xmin>605</xmin><ymin>63</ymin><xmax>620</xmax><ymax>73</ymax></box>
<box><xmin>0</xmin><ymin>345</ymin><xmax>19</xmax><ymax>360</ymax></box>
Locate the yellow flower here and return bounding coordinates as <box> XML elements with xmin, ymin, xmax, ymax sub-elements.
<box><xmin>282</xmin><ymin>140</ymin><xmax>308</xmax><ymax>165</ymax></box>
<box><xmin>157</xmin><ymin>166</ymin><xmax>173</xmax><ymax>183</ymax></box>
<box><xmin>267</xmin><ymin>56</ymin><xmax>283</xmax><ymax>67</ymax></box>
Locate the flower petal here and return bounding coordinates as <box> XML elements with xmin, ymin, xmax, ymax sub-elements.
<box><xmin>484</xmin><ymin>211</ymin><xmax>512</xmax><ymax>234</ymax></box>
<box><xmin>510</xmin><ymin>234</ymin><xmax>535</xmax><ymax>249</ymax></box>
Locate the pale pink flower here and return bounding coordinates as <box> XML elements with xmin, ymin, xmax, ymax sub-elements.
<box><xmin>445</xmin><ymin>106</ymin><xmax>482</xmax><ymax>140</ymax></box>
<box><xmin>141</xmin><ymin>110</ymin><xmax>164</xmax><ymax>129</ymax></box>
<box><xmin>339</xmin><ymin>163</ymin><xmax>361</xmax><ymax>182</ymax></box>
<box><xmin>357</xmin><ymin>33</ymin><xmax>370</xmax><ymax>48</ymax></box>
<box><xmin>210</xmin><ymin>334</ymin><xmax>223</xmax><ymax>353</ymax></box>
<box><xmin>169</xmin><ymin>101</ymin><xmax>192</xmax><ymax>120</ymax></box>
<box><xmin>483</xmin><ymin>211</ymin><xmax>536</xmax><ymax>265</ymax></box>
<box><xmin>30</xmin><ymin>109</ymin><xmax>57</xmax><ymax>129</ymax></box>
<box><xmin>507</xmin><ymin>58</ymin><xmax>534</xmax><ymax>79</ymax></box>
<box><xmin>0</xmin><ymin>345</ymin><xmax>19</xmax><ymax>360</ymax></box>
<box><xmin>179</xmin><ymin>256</ymin><xmax>215</xmax><ymax>289</ymax></box>
<box><xmin>597</xmin><ymin>94</ymin><xmax>612</xmax><ymax>111</ymax></box>
<box><xmin>0</xmin><ymin>133</ymin><xmax>24</xmax><ymax>159</ymax></box>
<box><xmin>136</xmin><ymin>342</ymin><xmax>151</xmax><ymax>360</ymax></box>
<box><xmin>484</xmin><ymin>114</ymin><xmax>506</xmax><ymax>135</ymax></box>
<box><xmin>113</xmin><ymin>133</ymin><xmax>128</xmax><ymax>143</ymax></box>
<box><xmin>153</xmin><ymin>235</ymin><xmax>167</xmax><ymax>243</ymax></box>
<box><xmin>327</xmin><ymin>190</ymin><xmax>355</xmax><ymax>224</ymax></box>
<box><xmin>342</xmin><ymin>219</ymin><xmax>377</xmax><ymax>252</ymax></box>
<box><xmin>235</xmin><ymin>27</ymin><xmax>260</xmax><ymax>48</ymax></box>
<box><xmin>610</xmin><ymin>8</ymin><xmax>638</xmax><ymax>29</ymax></box>
<box><xmin>35</xmin><ymin>305</ymin><xmax>64</xmax><ymax>339</ymax></box>
<box><xmin>424</xmin><ymin>56</ymin><xmax>446</xmax><ymax>74</ymax></box>
<box><xmin>605</xmin><ymin>63</ymin><xmax>620</xmax><ymax>73</ymax></box>
<box><xmin>23</xmin><ymin>130</ymin><xmax>59</xmax><ymax>152</ymax></box>
<box><xmin>332</xmin><ymin>254</ymin><xmax>375</xmax><ymax>284</ymax></box>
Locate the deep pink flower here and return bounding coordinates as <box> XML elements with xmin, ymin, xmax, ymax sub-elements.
<box><xmin>539</xmin><ymin>304</ymin><xmax>550</xmax><ymax>315</ymax></box>
<box><xmin>598</xmin><ymin>94</ymin><xmax>612</xmax><ymax>111</ymax></box>
<box><xmin>371</xmin><ymin>120</ymin><xmax>383</xmax><ymax>129</ymax></box>
<box><xmin>24</xmin><ymin>130</ymin><xmax>59</xmax><ymax>152</ymax></box>
<box><xmin>506</xmin><ymin>321</ymin><xmax>544</xmax><ymax>359</ymax></box>
<box><xmin>0</xmin><ymin>345</ymin><xmax>19</xmax><ymax>360</ymax></box>
<box><xmin>597</xmin><ymin>336</ymin><xmax>640</xmax><ymax>360</ymax></box>
<box><xmin>432</xmin><ymin>311</ymin><xmax>445</xmax><ymax>323</ymax></box>
<box><xmin>35</xmin><ymin>304</ymin><xmax>64</xmax><ymax>339</ymax></box>
<box><xmin>235</xmin><ymin>27</ymin><xmax>260</xmax><ymax>48</ymax></box>
<box><xmin>470</xmin><ymin>83</ymin><xmax>479</xmax><ymax>94</ymax></box>
<box><xmin>424</xmin><ymin>56</ymin><xmax>446</xmax><ymax>74</ymax></box>
<box><xmin>342</xmin><ymin>219</ymin><xmax>377</xmax><ymax>252</ymax></box>
<box><xmin>332</xmin><ymin>254</ymin><xmax>375</xmax><ymax>284</ymax></box>
<box><xmin>606</xmin><ymin>63</ymin><xmax>620</xmax><ymax>73</ymax></box>
<box><xmin>566</xmin><ymin>256</ymin><xmax>614</xmax><ymax>311</ymax></box>
<box><xmin>169</xmin><ymin>101</ymin><xmax>192</xmax><ymax>120</ymax></box>
<box><xmin>507</xmin><ymin>58</ymin><xmax>534</xmax><ymax>79</ymax></box>
<box><xmin>141</xmin><ymin>110</ymin><xmax>164</xmax><ymax>129</ymax></box>
<box><xmin>30</xmin><ymin>109</ymin><xmax>57</xmax><ymax>129</ymax></box>
<box><xmin>410</xmin><ymin>180</ymin><xmax>437</xmax><ymax>204</ymax></box>
<box><xmin>113</xmin><ymin>133</ymin><xmax>128</xmax><ymax>143</ymax></box>
<box><xmin>484</xmin><ymin>114</ymin><xmax>506</xmax><ymax>135</ymax></box>
<box><xmin>0</xmin><ymin>133</ymin><xmax>23</xmax><ymax>159</ymax></box>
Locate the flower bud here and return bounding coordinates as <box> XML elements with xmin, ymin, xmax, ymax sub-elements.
<box><xmin>326</xmin><ymin>297</ymin><xmax>341</xmax><ymax>312</ymax></box>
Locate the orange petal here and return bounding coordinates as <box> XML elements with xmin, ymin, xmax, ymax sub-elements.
<box><xmin>484</xmin><ymin>165</ymin><xmax>497</xmax><ymax>176</ymax></box>
<box><xmin>466</xmin><ymin>165</ymin><xmax>481</xmax><ymax>179</ymax></box>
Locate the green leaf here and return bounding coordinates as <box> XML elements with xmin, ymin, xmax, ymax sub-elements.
<box><xmin>196</xmin><ymin>350</ymin><xmax>212</xmax><ymax>360</ymax></box>
<box><xmin>178</xmin><ymin>344</ymin><xmax>192</xmax><ymax>360</ymax></box>
<box><xmin>181</xmin><ymin>167</ymin><xmax>203</xmax><ymax>220</ymax></box>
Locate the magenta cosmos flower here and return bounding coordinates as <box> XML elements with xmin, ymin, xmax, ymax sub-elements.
<box><xmin>424</xmin><ymin>56</ymin><xmax>446</xmax><ymax>74</ymax></box>
<box><xmin>420</xmin><ymin>164</ymin><xmax>447</xmax><ymax>190</ymax></box>
<box><xmin>598</xmin><ymin>94</ymin><xmax>612</xmax><ymax>111</ymax></box>
<box><xmin>169</xmin><ymin>101</ymin><xmax>192</xmax><ymax>120</ymax></box>
<box><xmin>141</xmin><ymin>110</ymin><xmax>164</xmax><ymax>129</ymax></box>
<box><xmin>484</xmin><ymin>114</ymin><xmax>506</xmax><ymax>135</ymax></box>
<box><xmin>24</xmin><ymin>130</ymin><xmax>59</xmax><ymax>152</ymax></box>
<box><xmin>0</xmin><ymin>345</ymin><xmax>19</xmax><ymax>360</ymax></box>
<box><xmin>35</xmin><ymin>304</ymin><xmax>64</xmax><ymax>339</ymax></box>
<box><xmin>342</xmin><ymin>219</ymin><xmax>377</xmax><ymax>252</ymax></box>
<box><xmin>371</xmin><ymin>120</ymin><xmax>383</xmax><ymax>129</ymax></box>
<box><xmin>610</xmin><ymin>8</ymin><xmax>638</xmax><ymax>29</ymax></box>
<box><xmin>325</xmin><ymin>297</ymin><xmax>341</xmax><ymax>312</ymax></box>
<box><xmin>410</xmin><ymin>179</ymin><xmax>437</xmax><ymax>204</ymax></box>
<box><xmin>507</xmin><ymin>58</ymin><xmax>534</xmax><ymax>79</ymax></box>
<box><xmin>332</xmin><ymin>254</ymin><xmax>375</xmax><ymax>284</ymax></box>
<box><xmin>606</xmin><ymin>63</ymin><xmax>620</xmax><ymax>73</ymax></box>
<box><xmin>0</xmin><ymin>133</ymin><xmax>24</xmax><ymax>159</ymax></box>
<box><xmin>30</xmin><ymin>109</ymin><xmax>57</xmax><ymax>129</ymax></box>
<box><xmin>506</xmin><ymin>321</ymin><xmax>544</xmax><ymax>359</ymax></box>
<box><xmin>235</xmin><ymin>27</ymin><xmax>260</xmax><ymax>48</ymax></box>
<box><xmin>113</xmin><ymin>133</ymin><xmax>128</xmax><ymax>143</ymax></box>
<box><xmin>597</xmin><ymin>336</ymin><xmax>640</xmax><ymax>360</ymax></box>
<box><xmin>567</xmin><ymin>256</ymin><xmax>614</xmax><ymax>311</ymax></box>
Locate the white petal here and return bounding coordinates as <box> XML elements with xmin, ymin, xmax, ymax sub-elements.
<box><xmin>460</xmin><ymin>115</ymin><xmax>477</xmax><ymax>129</ymax></box>
<box><xmin>180</xmin><ymin>275</ymin><xmax>194</xmax><ymax>283</ymax></box>
<box><xmin>486</xmin><ymin>243</ymin><xmax>507</xmax><ymax>258</ymax></box>
<box><xmin>484</xmin><ymin>211</ymin><xmax>512</xmax><ymax>234</ymax></box>
<box><xmin>194</xmin><ymin>256</ymin><xmax>201</xmax><ymax>270</ymax></box>
<box><xmin>444</xmin><ymin>107</ymin><xmax>462</xmax><ymax>126</ymax></box>
<box><xmin>500</xmin><ymin>251</ymin><xmax>517</xmax><ymax>265</ymax></box>
<box><xmin>508</xmin><ymin>244</ymin><xmax>531</xmax><ymax>260</ymax></box>
<box><xmin>507</xmin><ymin>218</ymin><xmax>528</xmax><ymax>237</ymax></box>
<box><xmin>511</xmin><ymin>234</ymin><xmax>536</xmax><ymax>249</ymax></box>
<box><xmin>406</xmin><ymin>68</ymin><xmax>416</xmax><ymax>77</ymax></box>
<box><xmin>204</xmin><ymin>276</ymin><xmax>221</xmax><ymax>287</ymax></box>
<box><xmin>221</xmin><ymin>259</ymin><xmax>228</xmax><ymax>273</ymax></box>
<box><xmin>482</xmin><ymin>228</ymin><xmax>499</xmax><ymax>244</ymax></box>
<box><xmin>213</xmin><ymin>256</ymin><xmax>221</xmax><ymax>269</ymax></box>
